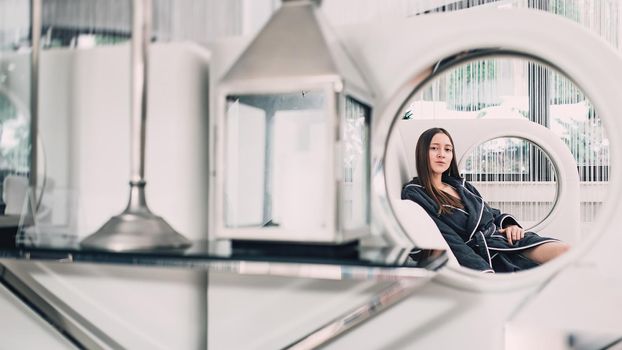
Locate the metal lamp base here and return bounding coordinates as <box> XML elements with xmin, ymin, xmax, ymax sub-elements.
<box><xmin>80</xmin><ymin>211</ymin><xmax>191</xmax><ymax>252</ymax></box>
<box><xmin>80</xmin><ymin>183</ymin><xmax>191</xmax><ymax>252</ymax></box>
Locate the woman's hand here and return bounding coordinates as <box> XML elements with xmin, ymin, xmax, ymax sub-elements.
<box><xmin>499</xmin><ymin>225</ymin><xmax>524</xmax><ymax>245</ymax></box>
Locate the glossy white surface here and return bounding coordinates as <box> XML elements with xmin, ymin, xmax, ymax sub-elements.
<box><xmin>340</xmin><ymin>7</ymin><xmax>622</xmax><ymax>291</ymax></box>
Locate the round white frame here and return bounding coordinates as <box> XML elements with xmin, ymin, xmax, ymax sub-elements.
<box><xmin>363</xmin><ymin>8</ymin><xmax>622</xmax><ymax>292</ymax></box>
<box><xmin>458</xmin><ymin>136</ymin><xmax>560</xmax><ymax>233</ymax></box>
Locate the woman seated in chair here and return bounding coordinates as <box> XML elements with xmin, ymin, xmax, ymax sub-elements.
<box><xmin>402</xmin><ymin>127</ymin><xmax>570</xmax><ymax>273</ymax></box>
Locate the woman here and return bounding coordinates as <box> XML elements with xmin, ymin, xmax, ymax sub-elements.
<box><xmin>401</xmin><ymin>127</ymin><xmax>570</xmax><ymax>273</ymax></box>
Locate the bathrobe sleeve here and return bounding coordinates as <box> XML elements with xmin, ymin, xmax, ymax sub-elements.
<box><xmin>464</xmin><ymin>181</ymin><xmax>522</xmax><ymax>229</ymax></box>
<box><xmin>428</xmin><ymin>215</ymin><xmax>493</xmax><ymax>271</ymax></box>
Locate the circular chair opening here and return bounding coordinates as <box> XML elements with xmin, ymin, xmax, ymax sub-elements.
<box><xmin>379</xmin><ymin>50</ymin><xmax>612</xmax><ymax>288</ymax></box>
<box><xmin>460</xmin><ymin>137</ymin><xmax>558</xmax><ymax>232</ymax></box>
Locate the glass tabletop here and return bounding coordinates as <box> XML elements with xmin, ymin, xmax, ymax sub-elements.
<box><xmin>0</xmin><ymin>232</ymin><xmax>448</xmax><ymax>281</ymax></box>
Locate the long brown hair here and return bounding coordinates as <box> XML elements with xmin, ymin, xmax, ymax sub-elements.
<box><xmin>415</xmin><ymin>127</ymin><xmax>463</xmax><ymax>215</ymax></box>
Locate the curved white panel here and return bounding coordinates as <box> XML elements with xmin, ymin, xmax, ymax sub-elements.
<box><xmin>338</xmin><ymin>8</ymin><xmax>622</xmax><ymax>290</ymax></box>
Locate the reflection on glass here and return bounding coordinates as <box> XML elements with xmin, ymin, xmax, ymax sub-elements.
<box><xmin>461</xmin><ymin>137</ymin><xmax>558</xmax><ymax>230</ymax></box>
<box><xmin>224</xmin><ymin>92</ymin><xmax>371</xmax><ymax>238</ymax></box>
<box><xmin>342</xmin><ymin>97</ymin><xmax>370</xmax><ymax>230</ymax></box>
<box><xmin>0</xmin><ymin>93</ymin><xmax>29</xmax><ymax>174</ymax></box>
<box><xmin>400</xmin><ymin>56</ymin><xmax>608</xmax><ymax>238</ymax></box>
<box><xmin>225</xmin><ymin>92</ymin><xmax>327</xmax><ymax>231</ymax></box>
<box><xmin>0</xmin><ymin>1</ymin><xmax>31</xmax><ymax>221</ymax></box>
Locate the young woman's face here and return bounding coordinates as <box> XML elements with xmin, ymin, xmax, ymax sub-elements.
<box><xmin>428</xmin><ymin>132</ymin><xmax>453</xmax><ymax>176</ymax></box>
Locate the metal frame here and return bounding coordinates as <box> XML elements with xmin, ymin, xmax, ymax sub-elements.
<box><xmin>0</xmin><ymin>262</ymin><xmax>123</xmax><ymax>349</ymax></box>
<box><xmin>211</xmin><ymin>0</ymin><xmax>373</xmax><ymax>244</ymax></box>
<box><xmin>284</xmin><ymin>279</ymin><xmax>428</xmax><ymax>349</ymax></box>
<box><xmin>0</xmin><ymin>252</ymin><xmax>444</xmax><ymax>349</ymax></box>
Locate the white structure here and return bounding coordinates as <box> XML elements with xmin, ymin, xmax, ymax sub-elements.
<box><xmin>0</xmin><ymin>4</ymin><xmax>622</xmax><ymax>350</ymax></box>
<box><xmin>386</xmin><ymin>117</ymin><xmax>582</xmax><ymax>268</ymax></box>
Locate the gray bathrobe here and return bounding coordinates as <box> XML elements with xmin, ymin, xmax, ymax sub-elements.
<box><xmin>402</xmin><ymin>175</ymin><xmax>558</xmax><ymax>273</ymax></box>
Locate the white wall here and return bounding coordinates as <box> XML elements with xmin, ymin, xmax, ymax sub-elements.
<box><xmin>38</xmin><ymin>41</ymin><xmax>211</xmax><ymax>241</ymax></box>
